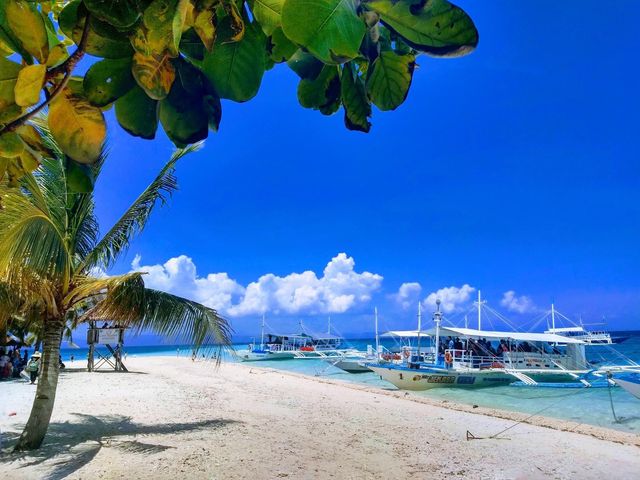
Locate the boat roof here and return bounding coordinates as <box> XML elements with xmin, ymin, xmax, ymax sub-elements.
<box><xmin>423</xmin><ymin>326</ymin><xmax>585</xmax><ymax>344</ymax></box>
<box><xmin>265</xmin><ymin>333</ymin><xmax>313</xmax><ymax>339</ymax></box>
<box><xmin>381</xmin><ymin>328</ymin><xmax>584</xmax><ymax>344</ymax></box>
<box><xmin>381</xmin><ymin>330</ymin><xmax>428</xmax><ymax>338</ymax></box>
<box><xmin>545</xmin><ymin>327</ymin><xmax>586</xmax><ymax>333</ymax></box>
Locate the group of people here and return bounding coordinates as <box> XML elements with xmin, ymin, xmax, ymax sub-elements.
<box><xmin>440</xmin><ymin>337</ymin><xmax>537</xmax><ymax>358</ymax></box>
<box><xmin>0</xmin><ymin>348</ymin><xmax>42</xmax><ymax>384</ymax></box>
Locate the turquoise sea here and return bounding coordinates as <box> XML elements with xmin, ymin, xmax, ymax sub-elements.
<box><xmin>59</xmin><ymin>331</ymin><xmax>640</xmax><ymax>435</ymax></box>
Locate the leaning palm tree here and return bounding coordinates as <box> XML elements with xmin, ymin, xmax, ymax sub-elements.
<box><xmin>0</xmin><ymin>122</ymin><xmax>231</xmax><ymax>451</ymax></box>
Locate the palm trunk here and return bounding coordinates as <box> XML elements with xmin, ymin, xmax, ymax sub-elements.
<box><xmin>14</xmin><ymin>318</ymin><xmax>63</xmax><ymax>451</ymax></box>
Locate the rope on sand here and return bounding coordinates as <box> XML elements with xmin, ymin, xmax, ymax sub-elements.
<box><xmin>466</xmin><ymin>386</ymin><xmax>593</xmax><ymax>441</ymax></box>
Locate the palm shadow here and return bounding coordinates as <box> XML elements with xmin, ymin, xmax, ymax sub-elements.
<box><xmin>1</xmin><ymin>413</ymin><xmax>239</xmax><ymax>480</ymax></box>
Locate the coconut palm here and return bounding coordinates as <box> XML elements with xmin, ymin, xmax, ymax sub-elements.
<box><xmin>0</xmin><ymin>123</ymin><xmax>231</xmax><ymax>451</ymax></box>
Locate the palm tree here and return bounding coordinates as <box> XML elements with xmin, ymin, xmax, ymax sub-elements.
<box><xmin>0</xmin><ymin>122</ymin><xmax>231</xmax><ymax>451</ymax></box>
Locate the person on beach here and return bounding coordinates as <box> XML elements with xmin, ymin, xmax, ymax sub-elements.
<box><xmin>26</xmin><ymin>353</ymin><xmax>41</xmax><ymax>384</ymax></box>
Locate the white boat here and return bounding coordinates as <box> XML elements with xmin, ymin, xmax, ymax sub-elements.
<box><xmin>239</xmin><ymin>317</ymin><xmax>361</xmax><ymax>362</ymax></box>
<box><xmin>543</xmin><ymin>305</ymin><xmax>615</xmax><ymax>345</ymax></box>
<box><xmin>369</xmin><ymin>292</ymin><xmax>639</xmax><ymax>390</ymax></box>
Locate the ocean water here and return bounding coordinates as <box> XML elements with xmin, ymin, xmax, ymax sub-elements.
<box><xmin>57</xmin><ymin>332</ymin><xmax>640</xmax><ymax>434</ymax></box>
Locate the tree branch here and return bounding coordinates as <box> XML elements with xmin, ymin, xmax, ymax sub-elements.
<box><xmin>0</xmin><ymin>15</ymin><xmax>92</xmax><ymax>135</ymax></box>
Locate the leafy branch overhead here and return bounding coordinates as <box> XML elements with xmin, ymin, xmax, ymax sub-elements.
<box><xmin>0</xmin><ymin>0</ymin><xmax>478</xmax><ymax>178</ymax></box>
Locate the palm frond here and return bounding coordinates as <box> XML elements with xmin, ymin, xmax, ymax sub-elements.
<box><xmin>81</xmin><ymin>275</ymin><xmax>232</xmax><ymax>349</ymax></box>
<box><xmin>63</xmin><ymin>272</ymin><xmax>144</xmax><ymax>310</ymax></box>
<box><xmin>79</xmin><ymin>143</ymin><xmax>201</xmax><ymax>274</ymax></box>
<box><xmin>0</xmin><ymin>188</ymin><xmax>72</xmax><ymax>291</ymax></box>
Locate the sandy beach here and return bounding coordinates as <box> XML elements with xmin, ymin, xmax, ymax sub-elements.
<box><xmin>1</xmin><ymin>356</ymin><xmax>639</xmax><ymax>479</ymax></box>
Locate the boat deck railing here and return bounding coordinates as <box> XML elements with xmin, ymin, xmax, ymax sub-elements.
<box><xmin>446</xmin><ymin>349</ymin><xmax>575</xmax><ymax>371</ymax></box>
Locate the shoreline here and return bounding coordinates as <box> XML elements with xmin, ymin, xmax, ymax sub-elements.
<box><xmin>243</xmin><ymin>362</ymin><xmax>640</xmax><ymax>447</ymax></box>
<box><xmin>1</xmin><ymin>356</ymin><xmax>639</xmax><ymax>479</ymax></box>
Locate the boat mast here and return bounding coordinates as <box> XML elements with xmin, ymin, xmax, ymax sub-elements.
<box><xmin>416</xmin><ymin>302</ymin><xmax>422</xmax><ymax>360</ymax></box>
<box><xmin>327</xmin><ymin>316</ymin><xmax>331</xmax><ymax>335</ymax></box>
<box><xmin>374</xmin><ymin>307</ymin><xmax>380</xmax><ymax>355</ymax></box>
<box><xmin>261</xmin><ymin>313</ymin><xmax>265</xmax><ymax>347</ymax></box>
<box><xmin>477</xmin><ymin>290</ymin><xmax>482</xmax><ymax>330</ymax></box>
<box><xmin>551</xmin><ymin>303</ymin><xmax>556</xmax><ymax>331</ymax></box>
<box><xmin>434</xmin><ymin>299</ymin><xmax>442</xmax><ymax>361</ymax></box>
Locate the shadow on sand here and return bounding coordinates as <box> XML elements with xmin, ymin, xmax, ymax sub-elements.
<box><xmin>1</xmin><ymin>413</ymin><xmax>238</xmax><ymax>480</ymax></box>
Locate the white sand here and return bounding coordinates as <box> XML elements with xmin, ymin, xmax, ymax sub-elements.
<box><xmin>1</xmin><ymin>356</ymin><xmax>639</xmax><ymax>479</ymax></box>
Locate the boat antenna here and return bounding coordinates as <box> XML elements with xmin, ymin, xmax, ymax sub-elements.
<box><xmin>434</xmin><ymin>299</ymin><xmax>442</xmax><ymax>364</ymax></box>
<box><xmin>374</xmin><ymin>307</ymin><xmax>380</xmax><ymax>355</ymax></box>
<box><xmin>416</xmin><ymin>302</ymin><xmax>422</xmax><ymax>361</ymax></box>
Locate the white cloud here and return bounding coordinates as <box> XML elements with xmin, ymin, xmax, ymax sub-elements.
<box><xmin>131</xmin><ymin>253</ymin><xmax>383</xmax><ymax>317</ymax></box>
<box><xmin>500</xmin><ymin>290</ymin><xmax>537</xmax><ymax>314</ymax></box>
<box><xmin>392</xmin><ymin>282</ymin><xmax>422</xmax><ymax>310</ymax></box>
<box><xmin>423</xmin><ymin>284</ymin><xmax>475</xmax><ymax>313</ymax></box>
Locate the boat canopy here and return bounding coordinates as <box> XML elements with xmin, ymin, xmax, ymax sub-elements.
<box><xmin>381</xmin><ymin>330</ymin><xmax>430</xmax><ymax>338</ymax></box>
<box><xmin>422</xmin><ymin>326</ymin><xmax>585</xmax><ymax>344</ymax></box>
<box><xmin>544</xmin><ymin>327</ymin><xmax>585</xmax><ymax>333</ymax></box>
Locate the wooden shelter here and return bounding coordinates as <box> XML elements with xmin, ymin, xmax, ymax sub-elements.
<box><xmin>86</xmin><ymin>321</ymin><xmax>128</xmax><ymax>372</ymax></box>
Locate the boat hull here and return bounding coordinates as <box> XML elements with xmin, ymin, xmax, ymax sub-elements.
<box><xmin>238</xmin><ymin>351</ymin><xmax>296</xmax><ymax>362</ymax></box>
<box><xmin>368</xmin><ymin>365</ymin><xmax>513</xmax><ymax>390</ymax></box>
<box><xmin>331</xmin><ymin>359</ymin><xmax>372</xmax><ymax>373</ymax></box>
<box><xmin>615</xmin><ymin>377</ymin><xmax>640</xmax><ymax>400</ymax></box>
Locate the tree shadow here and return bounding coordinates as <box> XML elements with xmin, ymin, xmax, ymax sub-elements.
<box><xmin>1</xmin><ymin>413</ymin><xmax>239</xmax><ymax>480</ymax></box>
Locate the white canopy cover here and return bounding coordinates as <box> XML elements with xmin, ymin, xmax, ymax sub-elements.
<box><xmin>383</xmin><ymin>327</ymin><xmax>584</xmax><ymax>344</ymax></box>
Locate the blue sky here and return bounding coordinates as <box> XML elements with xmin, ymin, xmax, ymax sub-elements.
<box><xmin>93</xmin><ymin>0</ymin><xmax>639</xmax><ymax>339</ymax></box>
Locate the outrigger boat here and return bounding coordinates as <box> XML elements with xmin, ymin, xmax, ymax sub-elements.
<box><xmin>368</xmin><ymin>292</ymin><xmax>640</xmax><ymax>390</ymax></box>
<box><xmin>325</xmin><ymin>307</ymin><xmax>425</xmax><ymax>374</ymax></box>
<box><xmin>542</xmin><ymin>304</ymin><xmax>625</xmax><ymax>345</ymax></box>
<box><xmin>239</xmin><ymin>317</ymin><xmax>361</xmax><ymax>362</ymax></box>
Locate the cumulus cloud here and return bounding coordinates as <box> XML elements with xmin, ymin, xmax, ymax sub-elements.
<box><xmin>131</xmin><ymin>253</ymin><xmax>383</xmax><ymax>317</ymax></box>
<box><xmin>392</xmin><ymin>282</ymin><xmax>422</xmax><ymax>310</ymax></box>
<box><xmin>500</xmin><ymin>290</ymin><xmax>537</xmax><ymax>314</ymax></box>
<box><xmin>423</xmin><ymin>284</ymin><xmax>475</xmax><ymax>313</ymax></box>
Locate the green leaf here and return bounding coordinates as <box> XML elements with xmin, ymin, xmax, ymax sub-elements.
<box><xmin>59</xmin><ymin>0</ymin><xmax>134</xmax><ymax>59</ymax></box>
<box><xmin>250</xmin><ymin>0</ymin><xmax>285</xmax><ymax>35</ymax></box>
<box><xmin>14</xmin><ymin>64</ymin><xmax>46</xmax><ymax>107</ymax></box>
<box><xmin>297</xmin><ymin>65</ymin><xmax>341</xmax><ymax>115</ymax></box>
<box><xmin>49</xmin><ymin>88</ymin><xmax>107</xmax><ymax>164</ymax></box>
<box><xmin>84</xmin><ymin>0</ymin><xmax>141</xmax><ymax>30</ymax></box>
<box><xmin>84</xmin><ymin>57</ymin><xmax>136</xmax><ymax>107</ymax></box>
<box><xmin>341</xmin><ymin>63</ymin><xmax>371</xmax><ymax>132</ymax></box>
<box><xmin>159</xmin><ymin>79</ymin><xmax>209</xmax><ymax>146</ymax></box>
<box><xmin>66</xmin><ymin>159</ymin><xmax>95</xmax><ymax>193</ymax></box>
<box><xmin>201</xmin><ymin>22</ymin><xmax>266</xmax><ymax>102</ymax></box>
<box><xmin>137</xmin><ymin>0</ymin><xmax>190</xmax><ymax>57</ymax></box>
<box><xmin>0</xmin><ymin>132</ymin><xmax>25</xmax><ymax>157</ymax></box>
<box><xmin>203</xmin><ymin>94</ymin><xmax>222</xmax><ymax>132</ymax></box>
<box><xmin>0</xmin><ymin>57</ymin><xmax>22</xmax><ymax>113</ymax></box>
<box><xmin>287</xmin><ymin>49</ymin><xmax>323</xmax><ymax>80</ymax></box>
<box><xmin>365</xmin><ymin>0</ymin><xmax>478</xmax><ymax>57</ymax></box>
<box><xmin>193</xmin><ymin>4</ymin><xmax>217</xmax><ymax>51</ymax></box>
<box><xmin>365</xmin><ymin>50</ymin><xmax>415</xmax><ymax>111</ymax></box>
<box><xmin>180</xmin><ymin>28</ymin><xmax>206</xmax><ymax>61</ymax></box>
<box><xmin>269</xmin><ymin>27</ymin><xmax>297</xmax><ymax>63</ymax></box>
<box><xmin>115</xmin><ymin>85</ymin><xmax>159</xmax><ymax>139</ymax></box>
<box><xmin>4</xmin><ymin>0</ymin><xmax>49</xmax><ymax>63</ymax></box>
<box><xmin>132</xmin><ymin>52</ymin><xmax>176</xmax><ymax>100</ymax></box>
<box><xmin>281</xmin><ymin>0</ymin><xmax>366</xmax><ymax>64</ymax></box>
<box><xmin>0</xmin><ymin>6</ymin><xmax>32</xmax><ymax>62</ymax></box>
